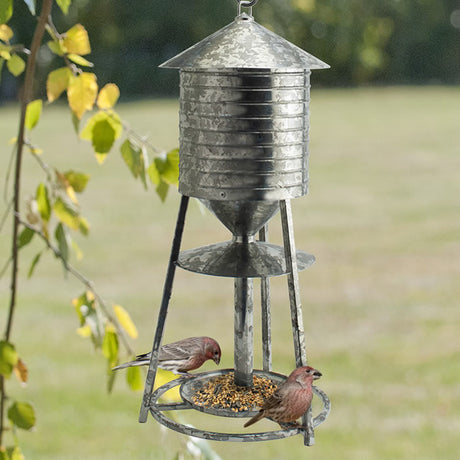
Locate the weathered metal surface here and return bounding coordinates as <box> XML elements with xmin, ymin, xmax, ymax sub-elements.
<box><xmin>147</xmin><ymin>370</ymin><xmax>331</xmax><ymax>442</ymax></box>
<box><xmin>177</xmin><ymin>239</ymin><xmax>315</xmax><ymax>278</ymax></box>
<box><xmin>160</xmin><ymin>13</ymin><xmax>329</xmax><ymax>70</ymax></box>
<box><xmin>259</xmin><ymin>225</ymin><xmax>272</xmax><ymax>372</ymax></box>
<box><xmin>178</xmin><ymin>69</ymin><xmax>311</xmax><ymax>201</ymax></box>
<box><xmin>201</xmin><ymin>200</ymin><xmax>279</xmax><ymax>237</ymax></box>
<box><xmin>138</xmin><ymin>196</ymin><xmax>189</xmax><ymax>423</ymax></box>
<box><xmin>234</xmin><ymin>278</ymin><xmax>254</xmax><ymax>386</ymax></box>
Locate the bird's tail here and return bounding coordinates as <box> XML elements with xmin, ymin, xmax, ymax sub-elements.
<box><xmin>244</xmin><ymin>411</ymin><xmax>264</xmax><ymax>428</ymax></box>
<box><xmin>111</xmin><ymin>359</ymin><xmax>149</xmax><ymax>371</ymax></box>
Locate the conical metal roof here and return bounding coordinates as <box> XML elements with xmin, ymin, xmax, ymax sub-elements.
<box><xmin>160</xmin><ymin>13</ymin><xmax>329</xmax><ymax>70</ymax></box>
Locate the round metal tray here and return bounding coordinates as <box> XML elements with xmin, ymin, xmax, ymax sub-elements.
<box><xmin>179</xmin><ymin>368</ymin><xmax>287</xmax><ymax>417</ymax></box>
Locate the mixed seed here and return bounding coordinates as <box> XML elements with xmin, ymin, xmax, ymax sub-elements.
<box><xmin>190</xmin><ymin>372</ymin><xmax>278</xmax><ymax>412</ymax></box>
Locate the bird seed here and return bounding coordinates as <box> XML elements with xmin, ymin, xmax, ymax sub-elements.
<box><xmin>190</xmin><ymin>372</ymin><xmax>277</xmax><ymax>412</ymax></box>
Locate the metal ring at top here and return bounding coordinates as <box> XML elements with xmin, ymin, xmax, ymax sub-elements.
<box><xmin>235</xmin><ymin>0</ymin><xmax>259</xmax><ymax>6</ymax></box>
<box><xmin>234</xmin><ymin>0</ymin><xmax>259</xmax><ymax>16</ymax></box>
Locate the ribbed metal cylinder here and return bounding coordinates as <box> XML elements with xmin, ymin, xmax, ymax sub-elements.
<box><xmin>178</xmin><ymin>69</ymin><xmax>311</xmax><ymax>201</ymax></box>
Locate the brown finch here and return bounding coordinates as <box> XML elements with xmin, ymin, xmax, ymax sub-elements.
<box><xmin>244</xmin><ymin>366</ymin><xmax>322</xmax><ymax>428</ymax></box>
<box><xmin>112</xmin><ymin>336</ymin><xmax>221</xmax><ymax>375</ymax></box>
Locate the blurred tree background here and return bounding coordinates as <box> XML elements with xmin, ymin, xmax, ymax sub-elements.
<box><xmin>1</xmin><ymin>0</ymin><xmax>459</xmax><ymax>102</ymax></box>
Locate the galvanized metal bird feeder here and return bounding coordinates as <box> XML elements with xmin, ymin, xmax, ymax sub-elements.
<box><xmin>139</xmin><ymin>0</ymin><xmax>331</xmax><ymax>446</ymax></box>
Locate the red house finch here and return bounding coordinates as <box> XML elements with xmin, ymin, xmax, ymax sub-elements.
<box><xmin>112</xmin><ymin>336</ymin><xmax>221</xmax><ymax>374</ymax></box>
<box><xmin>244</xmin><ymin>366</ymin><xmax>322</xmax><ymax>428</ymax></box>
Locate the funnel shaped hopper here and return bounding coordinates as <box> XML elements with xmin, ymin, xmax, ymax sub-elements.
<box><xmin>201</xmin><ymin>200</ymin><xmax>279</xmax><ymax>237</ymax></box>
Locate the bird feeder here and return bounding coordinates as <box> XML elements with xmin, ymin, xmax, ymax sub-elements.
<box><xmin>139</xmin><ymin>0</ymin><xmax>331</xmax><ymax>446</ymax></box>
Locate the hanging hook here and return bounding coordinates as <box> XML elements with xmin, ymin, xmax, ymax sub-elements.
<box><xmin>234</xmin><ymin>0</ymin><xmax>259</xmax><ymax>16</ymax></box>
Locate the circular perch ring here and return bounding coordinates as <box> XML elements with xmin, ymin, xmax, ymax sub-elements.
<box><xmin>148</xmin><ymin>369</ymin><xmax>331</xmax><ymax>442</ymax></box>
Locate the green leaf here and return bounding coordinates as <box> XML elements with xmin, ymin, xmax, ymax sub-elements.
<box><xmin>91</xmin><ymin>118</ymin><xmax>115</xmax><ymax>154</ymax></box>
<box><xmin>78</xmin><ymin>216</ymin><xmax>90</xmax><ymax>236</ymax></box>
<box><xmin>1</xmin><ymin>445</ymin><xmax>24</xmax><ymax>460</ymax></box>
<box><xmin>36</xmin><ymin>183</ymin><xmax>51</xmax><ymax>222</ymax></box>
<box><xmin>126</xmin><ymin>366</ymin><xmax>143</xmax><ymax>391</ymax></box>
<box><xmin>23</xmin><ymin>0</ymin><xmax>35</xmax><ymax>15</ymax></box>
<box><xmin>67</xmin><ymin>53</ymin><xmax>93</xmax><ymax>67</ymax></box>
<box><xmin>80</xmin><ymin>110</ymin><xmax>122</xmax><ymax>142</ymax></box>
<box><xmin>102</xmin><ymin>327</ymin><xmax>118</xmax><ymax>367</ymax></box>
<box><xmin>155</xmin><ymin>149</ymin><xmax>179</xmax><ymax>186</ymax></box>
<box><xmin>147</xmin><ymin>161</ymin><xmax>160</xmax><ymax>185</ymax></box>
<box><xmin>121</xmin><ymin>139</ymin><xmax>140</xmax><ymax>178</ymax></box>
<box><xmin>71</xmin><ymin>110</ymin><xmax>80</xmax><ymax>135</ymax></box>
<box><xmin>8</xmin><ymin>401</ymin><xmax>36</xmax><ymax>430</ymax></box>
<box><xmin>164</xmin><ymin>148</ymin><xmax>179</xmax><ymax>185</ymax></box>
<box><xmin>55</xmin><ymin>223</ymin><xmax>69</xmax><ymax>265</ymax></box>
<box><xmin>56</xmin><ymin>0</ymin><xmax>71</xmax><ymax>15</ymax></box>
<box><xmin>17</xmin><ymin>227</ymin><xmax>35</xmax><ymax>250</ymax></box>
<box><xmin>64</xmin><ymin>171</ymin><xmax>90</xmax><ymax>193</ymax></box>
<box><xmin>27</xmin><ymin>251</ymin><xmax>42</xmax><ymax>278</ymax></box>
<box><xmin>121</xmin><ymin>139</ymin><xmax>147</xmax><ymax>189</ymax></box>
<box><xmin>53</xmin><ymin>197</ymin><xmax>80</xmax><ymax>230</ymax></box>
<box><xmin>0</xmin><ymin>341</ymin><xmax>18</xmax><ymax>379</ymax></box>
<box><xmin>0</xmin><ymin>0</ymin><xmax>13</xmax><ymax>24</ymax></box>
<box><xmin>156</xmin><ymin>180</ymin><xmax>169</xmax><ymax>202</ymax></box>
<box><xmin>25</xmin><ymin>99</ymin><xmax>42</xmax><ymax>130</ymax></box>
<box><xmin>6</xmin><ymin>54</ymin><xmax>25</xmax><ymax>77</ymax></box>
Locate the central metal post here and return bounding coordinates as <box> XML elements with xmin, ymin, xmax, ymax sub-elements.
<box><xmin>234</xmin><ymin>275</ymin><xmax>254</xmax><ymax>387</ymax></box>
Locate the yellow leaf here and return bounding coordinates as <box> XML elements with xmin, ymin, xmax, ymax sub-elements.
<box><xmin>65</xmin><ymin>185</ymin><xmax>78</xmax><ymax>205</ymax></box>
<box><xmin>154</xmin><ymin>369</ymin><xmax>181</xmax><ymax>402</ymax></box>
<box><xmin>0</xmin><ymin>24</ymin><xmax>13</xmax><ymax>42</ymax></box>
<box><xmin>63</xmin><ymin>24</ymin><xmax>91</xmax><ymax>55</ymax></box>
<box><xmin>67</xmin><ymin>53</ymin><xmax>93</xmax><ymax>67</ymax></box>
<box><xmin>95</xmin><ymin>153</ymin><xmax>108</xmax><ymax>165</ymax></box>
<box><xmin>113</xmin><ymin>305</ymin><xmax>138</xmax><ymax>339</ymax></box>
<box><xmin>47</xmin><ymin>67</ymin><xmax>72</xmax><ymax>103</ymax></box>
<box><xmin>7</xmin><ymin>54</ymin><xmax>25</xmax><ymax>76</ymax></box>
<box><xmin>13</xmin><ymin>358</ymin><xmax>28</xmax><ymax>385</ymax></box>
<box><xmin>97</xmin><ymin>83</ymin><xmax>120</xmax><ymax>109</ymax></box>
<box><xmin>76</xmin><ymin>325</ymin><xmax>91</xmax><ymax>337</ymax></box>
<box><xmin>67</xmin><ymin>72</ymin><xmax>98</xmax><ymax>119</ymax></box>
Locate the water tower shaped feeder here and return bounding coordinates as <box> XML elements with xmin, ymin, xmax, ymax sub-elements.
<box><xmin>139</xmin><ymin>0</ymin><xmax>331</xmax><ymax>446</ymax></box>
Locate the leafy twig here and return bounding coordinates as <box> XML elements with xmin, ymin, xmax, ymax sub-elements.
<box><xmin>17</xmin><ymin>217</ymin><xmax>135</xmax><ymax>356</ymax></box>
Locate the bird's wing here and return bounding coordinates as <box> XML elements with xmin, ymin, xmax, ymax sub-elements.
<box><xmin>261</xmin><ymin>388</ymin><xmax>284</xmax><ymax>411</ymax></box>
<box><xmin>159</xmin><ymin>337</ymin><xmax>203</xmax><ymax>361</ymax></box>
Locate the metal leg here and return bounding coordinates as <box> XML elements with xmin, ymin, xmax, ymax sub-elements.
<box><xmin>234</xmin><ymin>276</ymin><xmax>254</xmax><ymax>387</ymax></box>
<box><xmin>139</xmin><ymin>195</ymin><xmax>190</xmax><ymax>423</ymax></box>
<box><xmin>280</xmin><ymin>199</ymin><xmax>314</xmax><ymax>446</ymax></box>
<box><xmin>259</xmin><ymin>224</ymin><xmax>272</xmax><ymax>372</ymax></box>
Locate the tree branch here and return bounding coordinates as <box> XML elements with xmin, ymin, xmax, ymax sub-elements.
<box><xmin>1</xmin><ymin>0</ymin><xmax>54</xmax><ymax>447</ymax></box>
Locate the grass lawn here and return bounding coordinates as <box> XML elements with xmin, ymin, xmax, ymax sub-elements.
<box><xmin>0</xmin><ymin>86</ymin><xmax>459</xmax><ymax>459</ymax></box>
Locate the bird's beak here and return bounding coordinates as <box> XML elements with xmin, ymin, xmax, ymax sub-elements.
<box><xmin>213</xmin><ymin>356</ymin><xmax>221</xmax><ymax>365</ymax></box>
<box><xmin>313</xmin><ymin>370</ymin><xmax>322</xmax><ymax>380</ymax></box>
